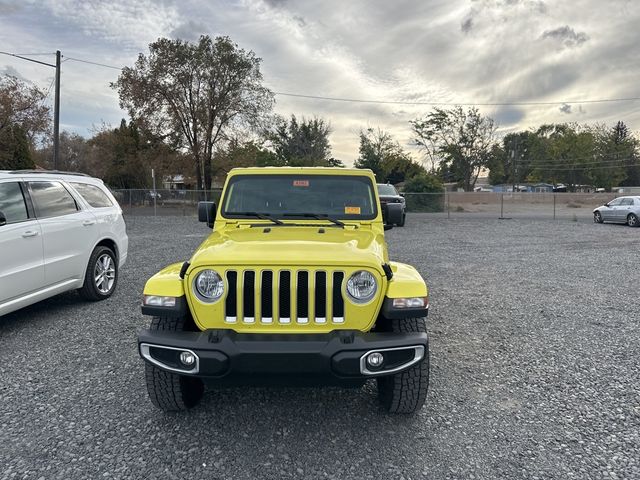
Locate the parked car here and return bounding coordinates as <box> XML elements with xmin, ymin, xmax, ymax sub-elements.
<box><xmin>593</xmin><ymin>196</ymin><xmax>640</xmax><ymax>227</ymax></box>
<box><xmin>0</xmin><ymin>170</ymin><xmax>128</xmax><ymax>316</ymax></box>
<box><xmin>138</xmin><ymin>167</ymin><xmax>429</xmax><ymax>414</ymax></box>
<box><xmin>146</xmin><ymin>190</ymin><xmax>162</xmax><ymax>205</ymax></box>
<box><xmin>377</xmin><ymin>183</ymin><xmax>406</xmax><ymax>226</ymax></box>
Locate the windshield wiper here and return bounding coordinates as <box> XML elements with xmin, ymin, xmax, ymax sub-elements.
<box><xmin>233</xmin><ymin>212</ymin><xmax>283</xmax><ymax>225</ymax></box>
<box><xmin>282</xmin><ymin>213</ymin><xmax>345</xmax><ymax>228</ymax></box>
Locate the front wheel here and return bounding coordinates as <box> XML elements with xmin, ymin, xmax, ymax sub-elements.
<box><xmin>78</xmin><ymin>246</ymin><xmax>118</xmax><ymax>301</ymax></box>
<box><xmin>144</xmin><ymin>315</ymin><xmax>204</xmax><ymax>412</ymax></box>
<box><xmin>627</xmin><ymin>213</ymin><xmax>639</xmax><ymax>227</ymax></box>
<box><xmin>377</xmin><ymin>317</ymin><xmax>429</xmax><ymax>414</ymax></box>
<box><xmin>594</xmin><ymin>211</ymin><xmax>603</xmax><ymax>224</ymax></box>
<box><xmin>398</xmin><ymin>212</ymin><xmax>406</xmax><ymax>227</ymax></box>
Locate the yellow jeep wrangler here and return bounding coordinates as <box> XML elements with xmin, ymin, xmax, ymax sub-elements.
<box><xmin>138</xmin><ymin>167</ymin><xmax>430</xmax><ymax>413</ymax></box>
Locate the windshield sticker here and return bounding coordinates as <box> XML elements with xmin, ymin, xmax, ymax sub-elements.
<box><xmin>345</xmin><ymin>206</ymin><xmax>361</xmax><ymax>214</ymax></box>
<box><xmin>293</xmin><ymin>180</ymin><xmax>310</xmax><ymax>187</ymax></box>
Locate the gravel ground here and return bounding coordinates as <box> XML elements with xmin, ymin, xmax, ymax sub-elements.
<box><xmin>1</xmin><ymin>214</ymin><xmax>639</xmax><ymax>480</ymax></box>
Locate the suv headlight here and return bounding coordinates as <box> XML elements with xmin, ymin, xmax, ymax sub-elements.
<box><xmin>194</xmin><ymin>269</ymin><xmax>224</xmax><ymax>302</ymax></box>
<box><xmin>346</xmin><ymin>270</ymin><xmax>377</xmax><ymax>303</ymax></box>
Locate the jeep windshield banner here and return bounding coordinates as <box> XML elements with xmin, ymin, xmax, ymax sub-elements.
<box><xmin>222</xmin><ymin>175</ymin><xmax>378</xmax><ymax>220</ymax></box>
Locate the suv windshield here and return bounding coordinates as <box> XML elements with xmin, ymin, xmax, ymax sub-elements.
<box><xmin>222</xmin><ymin>174</ymin><xmax>377</xmax><ymax>220</ymax></box>
<box><xmin>377</xmin><ymin>184</ymin><xmax>398</xmax><ymax>196</ymax></box>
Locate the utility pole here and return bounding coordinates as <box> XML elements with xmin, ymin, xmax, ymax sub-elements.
<box><xmin>53</xmin><ymin>50</ymin><xmax>61</xmax><ymax>169</ymax></box>
<box><xmin>0</xmin><ymin>50</ymin><xmax>61</xmax><ymax>169</ymax></box>
<box><xmin>510</xmin><ymin>138</ymin><xmax>516</xmax><ymax>193</ymax></box>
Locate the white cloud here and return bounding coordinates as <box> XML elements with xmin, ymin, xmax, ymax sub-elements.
<box><xmin>1</xmin><ymin>0</ymin><xmax>640</xmax><ymax>163</ymax></box>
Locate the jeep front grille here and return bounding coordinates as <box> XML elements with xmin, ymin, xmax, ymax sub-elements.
<box><xmin>224</xmin><ymin>269</ymin><xmax>345</xmax><ymax>324</ymax></box>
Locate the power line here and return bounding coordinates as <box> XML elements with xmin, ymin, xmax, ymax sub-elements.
<box><xmin>63</xmin><ymin>56</ymin><xmax>122</xmax><ymax>71</ymax></box>
<box><xmin>272</xmin><ymin>91</ymin><xmax>640</xmax><ymax>107</ymax></box>
<box><xmin>13</xmin><ymin>52</ymin><xmax>640</xmax><ymax>108</ymax></box>
<box><xmin>13</xmin><ymin>52</ymin><xmax>56</xmax><ymax>56</ymax></box>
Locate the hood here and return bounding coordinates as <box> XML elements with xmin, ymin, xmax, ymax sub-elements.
<box><xmin>190</xmin><ymin>225</ymin><xmax>388</xmax><ymax>270</ymax></box>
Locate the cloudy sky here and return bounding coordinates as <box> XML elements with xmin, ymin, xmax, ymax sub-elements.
<box><xmin>1</xmin><ymin>0</ymin><xmax>639</xmax><ymax>165</ymax></box>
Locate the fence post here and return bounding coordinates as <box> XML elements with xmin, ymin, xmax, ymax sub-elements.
<box><xmin>446</xmin><ymin>191</ymin><xmax>450</xmax><ymax>219</ymax></box>
<box><xmin>553</xmin><ymin>194</ymin><xmax>556</xmax><ymax>220</ymax></box>
<box><xmin>500</xmin><ymin>193</ymin><xmax>504</xmax><ymax>218</ymax></box>
<box><xmin>128</xmin><ymin>190</ymin><xmax>132</xmax><ymax>211</ymax></box>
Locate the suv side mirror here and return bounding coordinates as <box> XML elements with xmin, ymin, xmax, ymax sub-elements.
<box><xmin>383</xmin><ymin>203</ymin><xmax>403</xmax><ymax>229</ymax></box>
<box><xmin>0</xmin><ymin>210</ymin><xmax>6</xmax><ymax>227</ymax></box>
<box><xmin>198</xmin><ymin>201</ymin><xmax>216</xmax><ymax>228</ymax></box>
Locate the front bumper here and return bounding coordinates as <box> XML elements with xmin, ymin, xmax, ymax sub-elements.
<box><xmin>138</xmin><ymin>329</ymin><xmax>428</xmax><ymax>385</ymax></box>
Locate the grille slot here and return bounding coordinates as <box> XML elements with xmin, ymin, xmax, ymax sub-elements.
<box><xmin>279</xmin><ymin>271</ymin><xmax>291</xmax><ymax>322</ymax></box>
<box><xmin>243</xmin><ymin>271</ymin><xmax>255</xmax><ymax>323</ymax></box>
<box><xmin>296</xmin><ymin>271</ymin><xmax>309</xmax><ymax>323</ymax></box>
<box><xmin>315</xmin><ymin>271</ymin><xmax>327</xmax><ymax>323</ymax></box>
<box><xmin>332</xmin><ymin>272</ymin><xmax>345</xmax><ymax>322</ymax></box>
<box><xmin>261</xmin><ymin>271</ymin><xmax>273</xmax><ymax>323</ymax></box>
<box><xmin>225</xmin><ymin>271</ymin><xmax>237</xmax><ymax>322</ymax></box>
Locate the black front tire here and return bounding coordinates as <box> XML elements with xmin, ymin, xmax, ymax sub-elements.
<box><xmin>144</xmin><ymin>316</ymin><xmax>204</xmax><ymax>412</ymax></box>
<box><xmin>398</xmin><ymin>212</ymin><xmax>406</xmax><ymax>227</ymax></box>
<box><xmin>627</xmin><ymin>213</ymin><xmax>639</xmax><ymax>227</ymax></box>
<box><xmin>594</xmin><ymin>211</ymin><xmax>603</xmax><ymax>224</ymax></box>
<box><xmin>376</xmin><ymin>317</ymin><xmax>429</xmax><ymax>414</ymax></box>
<box><xmin>78</xmin><ymin>246</ymin><xmax>118</xmax><ymax>301</ymax></box>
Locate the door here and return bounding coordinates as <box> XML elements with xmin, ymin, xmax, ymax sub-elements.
<box><xmin>602</xmin><ymin>198</ymin><xmax>621</xmax><ymax>221</ymax></box>
<box><xmin>0</xmin><ymin>181</ymin><xmax>44</xmax><ymax>303</ymax></box>
<box><xmin>27</xmin><ymin>181</ymin><xmax>99</xmax><ymax>285</ymax></box>
<box><xmin>618</xmin><ymin>198</ymin><xmax>634</xmax><ymax>223</ymax></box>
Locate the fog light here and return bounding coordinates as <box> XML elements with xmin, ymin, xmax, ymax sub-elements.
<box><xmin>179</xmin><ymin>351</ymin><xmax>196</xmax><ymax>367</ymax></box>
<box><xmin>367</xmin><ymin>352</ymin><xmax>384</xmax><ymax>368</ymax></box>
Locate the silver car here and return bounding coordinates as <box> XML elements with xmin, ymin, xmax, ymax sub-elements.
<box><xmin>593</xmin><ymin>196</ymin><xmax>640</xmax><ymax>227</ymax></box>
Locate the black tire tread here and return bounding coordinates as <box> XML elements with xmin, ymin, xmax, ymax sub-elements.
<box><xmin>377</xmin><ymin>317</ymin><xmax>429</xmax><ymax>414</ymax></box>
<box><xmin>78</xmin><ymin>246</ymin><xmax>117</xmax><ymax>301</ymax></box>
<box><xmin>144</xmin><ymin>315</ymin><xmax>204</xmax><ymax>412</ymax></box>
<box><xmin>628</xmin><ymin>213</ymin><xmax>639</xmax><ymax>227</ymax></box>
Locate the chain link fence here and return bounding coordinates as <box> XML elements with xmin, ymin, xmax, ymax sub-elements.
<box><xmin>112</xmin><ymin>189</ymin><xmax>618</xmax><ymax>222</ymax></box>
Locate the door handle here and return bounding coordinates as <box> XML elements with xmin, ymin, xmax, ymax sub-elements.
<box><xmin>22</xmin><ymin>230</ymin><xmax>38</xmax><ymax>238</ymax></box>
<box><xmin>82</xmin><ymin>220</ymin><xmax>97</xmax><ymax>226</ymax></box>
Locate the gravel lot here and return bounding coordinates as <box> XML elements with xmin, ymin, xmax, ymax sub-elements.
<box><xmin>1</xmin><ymin>215</ymin><xmax>639</xmax><ymax>480</ymax></box>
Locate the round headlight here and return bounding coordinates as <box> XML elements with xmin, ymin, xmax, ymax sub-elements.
<box><xmin>346</xmin><ymin>270</ymin><xmax>377</xmax><ymax>303</ymax></box>
<box><xmin>194</xmin><ymin>270</ymin><xmax>224</xmax><ymax>302</ymax></box>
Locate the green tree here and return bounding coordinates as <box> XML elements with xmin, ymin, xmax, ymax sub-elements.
<box><xmin>214</xmin><ymin>140</ymin><xmax>281</xmax><ymax>180</ymax></box>
<box><xmin>487</xmin><ymin>144</ymin><xmax>508</xmax><ymax>185</ymax></box>
<box><xmin>582</xmin><ymin>123</ymin><xmax>627</xmax><ymax>191</ymax></box>
<box><xmin>355</xmin><ymin>127</ymin><xmax>424</xmax><ymax>182</ymax></box>
<box><xmin>610</xmin><ymin>121</ymin><xmax>639</xmax><ymax>187</ymax></box>
<box><xmin>532</xmin><ymin>124</ymin><xmax>595</xmax><ymax>190</ymax></box>
<box><xmin>113</xmin><ymin>35</ymin><xmax>274</xmax><ymax>190</ymax></box>
<box><xmin>267</xmin><ymin>115</ymin><xmax>335</xmax><ymax>166</ymax></box>
<box><xmin>354</xmin><ymin>128</ymin><xmax>393</xmax><ymax>179</ymax></box>
<box><xmin>88</xmin><ymin>120</ymin><xmax>149</xmax><ymax>189</ymax></box>
<box><xmin>411</xmin><ymin>106</ymin><xmax>497</xmax><ymax>191</ymax></box>
<box><xmin>0</xmin><ymin>124</ymin><xmax>34</xmax><ymax>169</ymax></box>
<box><xmin>402</xmin><ymin>173</ymin><xmax>444</xmax><ymax>212</ymax></box>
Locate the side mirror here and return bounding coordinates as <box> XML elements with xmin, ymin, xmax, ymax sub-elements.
<box><xmin>604</xmin><ymin>203</ymin><xmax>610</xmax><ymax>207</ymax></box>
<box><xmin>399</xmin><ymin>193</ymin><xmax>405</xmax><ymax>198</ymax></box>
<box><xmin>383</xmin><ymin>203</ymin><xmax>403</xmax><ymax>228</ymax></box>
<box><xmin>198</xmin><ymin>201</ymin><xmax>216</xmax><ymax>228</ymax></box>
<box><xmin>0</xmin><ymin>211</ymin><xmax>6</xmax><ymax>227</ymax></box>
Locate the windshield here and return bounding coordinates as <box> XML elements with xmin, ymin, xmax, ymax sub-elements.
<box><xmin>222</xmin><ymin>174</ymin><xmax>378</xmax><ymax>220</ymax></box>
<box><xmin>377</xmin><ymin>184</ymin><xmax>398</xmax><ymax>196</ymax></box>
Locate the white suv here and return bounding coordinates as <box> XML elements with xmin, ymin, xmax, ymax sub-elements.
<box><xmin>0</xmin><ymin>171</ymin><xmax>128</xmax><ymax>316</ymax></box>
